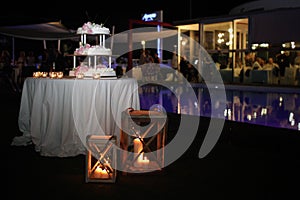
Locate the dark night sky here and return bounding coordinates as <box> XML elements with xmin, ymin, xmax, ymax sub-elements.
<box><xmin>1</xmin><ymin>0</ymin><xmax>253</xmax><ymax>33</ymax></box>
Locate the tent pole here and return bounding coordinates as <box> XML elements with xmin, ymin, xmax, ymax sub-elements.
<box><xmin>58</xmin><ymin>40</ymin><xmax>61</xmax><ymax>52</ymax></box>
<box><xmin>110</xmin><ymin>25</ymin><xmax>115</xmax><ymax>51</ymax></box>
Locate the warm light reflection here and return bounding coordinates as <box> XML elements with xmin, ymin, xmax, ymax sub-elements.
<box><xmin>289</xmin><ymin>112</ymin><xmax>294</xmax><ymax>122</ymax></box>
<box><xmin>261</xmin><ymin>108</ymin><xmax>267</xmax><ymax>116</ymax></box>
<box><xmin>253</xmin><ymin>111</ymin><xmax>257</xmax><ymax>118</ymax></box>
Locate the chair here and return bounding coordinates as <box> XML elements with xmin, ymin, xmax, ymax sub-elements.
<box><xmin>251</xmin><ymin>70</ymin><xmax>270</xmax><ymax>84</ymax></box>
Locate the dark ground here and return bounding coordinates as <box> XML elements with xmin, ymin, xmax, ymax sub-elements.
<box><xmin>2</xmin><ymin>74</ymin><xmax>300</xmax><ymax>200</ymax></box>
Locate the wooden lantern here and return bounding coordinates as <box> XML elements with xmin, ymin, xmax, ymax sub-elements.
<box><xmin>120</xmin><ymin>109</ymin><xmax>167</xmax><ymax>174</ymax></box>
<box><xmin>85</xmin><ymin>135</ymin><xmax>117</xmax><ymax>183</ymax></box>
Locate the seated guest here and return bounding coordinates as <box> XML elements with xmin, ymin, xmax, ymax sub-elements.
<box><xmin>263</xmin><ymin>57</ymin><xmax>280</xmax><ymax>76</ymax></box>
<box><xmin>294</xmin><ymin>51</ymin><xmax>300</xmax><ymax>66</ymax></box>
<box><xmin>252</xmin><ymin>56</ymin><xmax>264</xmax><ymax>70</ymax></box>
<box><xmin>263</xmin><ymin>57</ymin><xmax>279</xmax><ymax>70</ymax></box>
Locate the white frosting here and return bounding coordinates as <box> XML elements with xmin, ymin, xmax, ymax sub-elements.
<box><xmin>74</xmin><ymin>44</ymin><xmax>111</xmax><ymax>56</ymax></box>
<box><xmin>69</xmin><ymin>65</ymin><xmax>116</xmax><ymax>77</ymax></box>
<box><xmin>77</xmin><ymin>22</ymin><xmax>110</xmax><ymax>35</ymax></box>
<box><xmin>85</xmin><ymin>68</ymin><xmax>116</xmax><ymax>77</ymax></box>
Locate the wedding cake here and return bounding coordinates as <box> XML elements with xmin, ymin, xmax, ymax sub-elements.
<box><xmin>69</xmin><ymin>22</ymin><xmax>116</xmax><ymax>78</ymax></box>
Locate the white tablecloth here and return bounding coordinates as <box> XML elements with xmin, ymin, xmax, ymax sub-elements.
<box><xmin>12</xmin><ymin>77</ymin><xmax>140</xmax><ymax>157</ymax></box>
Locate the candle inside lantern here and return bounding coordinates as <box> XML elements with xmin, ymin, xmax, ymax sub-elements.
<box><xmin>133</xmin><ymin>138</ymin><xmax>143</xmax><ymax>167</ymax></box>
<box><xmin>140</xmin><ymin>155</ymin><xmax>150</xmax><ymax>168</ymax></box>
<box><xmin>133</xmin><ymin>138</ymin><xmax>143</xmax><ymax>153</ymax></box>
<box><xmin>94</xmin><ymin>166</ymin><xmax>109</xmax><ymax>179</ymax></box>
<box><xmin>135</xmin><ymin>152</ymin><xmax>150</xmax><ymax>168</ymax></box>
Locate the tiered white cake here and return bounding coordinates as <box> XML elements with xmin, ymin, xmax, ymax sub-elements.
<box><xmin>69</xmin><ymin>22</ymin><xmax>116</xmax><ymax>78</ymax></box>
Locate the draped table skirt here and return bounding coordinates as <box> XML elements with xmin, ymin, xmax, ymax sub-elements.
<box><xmin>12</xmin><ymin>77</ymin><xmax>140</xmax><ymax>157</ymax></box>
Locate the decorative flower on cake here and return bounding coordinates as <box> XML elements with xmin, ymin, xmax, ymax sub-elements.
<box><xmin>74</xmin><ymin>44</ymin><xmax>91</xmax><ymax>55</ymax></box>
<box><xmin>80</xmin><ymin>21</ymin><xmax>105</xmax><ymax>34</ymax></box>
<box><xmin>74</xmin><ymin>65</ymin><xmax>89</xmax><ymax>75</ymax></box>
<box><xmin>72</xmin><ymin>64</ymin><xmax>114</xmax><ymax>76</ymax></box>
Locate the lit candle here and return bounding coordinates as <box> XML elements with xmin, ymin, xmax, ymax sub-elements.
<box><xmin>133</xmin><ymin>138</ymin><xmax>143</xmax><ymax>167</ymax></box>
<box><xmin>134</xmin><ymin>152</ymin><xmax>143</xmax><ymax>168</ymax></box>
<box><xmin>49</xmin><ymin>72</ymin><xmax>57</xmax><ymax>79</ymax></box>
<box><xmin>93</xmin><ymin>72</ymin><xmax>100</xmax><ymax>79</ymax></box>
<box><xmin>33</xmin><ymin>72</ymin><xmax>40</xmax><ymax>78</ymax></box>
<box><xmin>57</xmin><ymin>72</ymin><xmax>64</xmax><ymax>79</ymax></box>
<box><xmin>141</xmin><ymin>156</ymin><xmax>150</xmax><ymax>168</ymax></box>
<box><xmin>42</xmin><ymin>72</ymin><xmax>48</xmax><ymax>78</ymax></box>
<box><xmin>94</xmin><ymin>166</ymin><xmax>109</xmax><ymax>179</ymax></box>
<box><xmin>76</xmin><ymin>72</ymin><xmax>84</xmax><ymax>79</ymax></box>
<box><xmin>133</xmin><ymin>138</ymin><xmax>143</xmax><ymax>154</ymax></box>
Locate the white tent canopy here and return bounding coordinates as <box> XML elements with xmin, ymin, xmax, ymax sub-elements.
<box><xmin>0</xmin><ymin>21</ymin><xmax>78</xmax><ymax>41</ymax></box>
<box><xmin>0</xmin><ymin>21</ymin><xmax>78</xmax><ymax>61</ymax></box>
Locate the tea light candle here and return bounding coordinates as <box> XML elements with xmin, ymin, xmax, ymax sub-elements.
<box><xmin>56</xmin><ymin>72</ymin><xmax>64</xmax><ymax>79</ymax></box>
<box><xmin>93</xmin><ymin>72</ymin><xmax>100</xmax><ymax>79</ymax></box>
<box><xmin>76</xmin><ymin>72</ymin><xmax>84</xmax><ymax>79</ymax></box>
<box><xmin>42</xmin><ymin>72</ymin><xmax>48</xmax><ymax>78</ymax></box>
<box><xmin>33</xmin><ymin>72</ymin><xmax>40</xmax><ymax>78</ymax></box>
<box><xmin>49</xmin><ymin>72</ymin><xmax>57</xmax><ymax>79</ymax></box>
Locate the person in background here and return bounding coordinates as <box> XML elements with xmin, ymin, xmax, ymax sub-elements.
<box><xmin>263</xmin><ymin>57</ymin><xmax>277</xmax><ymax>69</ymax></box>
<box><xmin>294</xmin><ymin>51</ymin><xmax>300</xmax><ymax>66</ymax></box>
<box><xmin>244</xmin><ymin>52</ymin><xmax>254</xmax><ymax>67</ymax></box>
<box><xmin>276</xmin><ymin>51</ymin><xmax>290</xmax><ymax>77</ymax></box>
<box><xmin>153</xmin><ymin>52</ymin><xmax>161</xmax><ymax>64</ymax></box>
<box><xmin>179</xmin><ymin>55</ymin><xmax>190</xmax><ymax>79</ymax></box>
<box><xmin>40</xmin><ymin>49</ymin><xmax>50</xmax><ymax>72</ymax></box>
<box><xmin>0</xmin><ymin>50</ymin><xmax>11</xmax><ymax>72</ymax></box>
<box><xmin>263</xmin><ymin>57</ymin><xmax>279</xmax><ymax>71</ymax></box>
<box><xmin>26</xmin><ymin>51</ymin><xmax>36</xmax><ymax>66</ymax></box>
<box><xmin>263</xmin><ymin>57</ymin><xmax>280</xmax><ymax>80</ymax></box>
<box><xmin>165</xmin><ymin>51</ymin><xmax>179</xmax><ymax>81</ymax></box>
<box><xmin>139</xmin><ymin>49</ymin><xmax>153</xmax><ymax>65</ymax></box>
<box><xmin>171</xmin><ymin>51</ymin><xmax>178</xmax><ymax>70</ymax></box>
<box><xmin>139</xmin><ymin>49</ymin><xmax>154</xmax><ymax>80</ymax></box>
<box><xmin>252</xmin><ymin>56</ymin><xmax>264</xmax><ymax>70</ymax></box>
<box><xmin>14</xmin><ymin>50</ymin><xmax>26</xmax><ymax>86</ymax></box>
<box><xmin>234</xmin><ymin>57</ymin><xmax>243</xmax><ymax>78</ymax></box>
<box><xmin>240</xmin><ymin>52</ymin><xmax>254</xmax><ymax>81</ymax></box>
